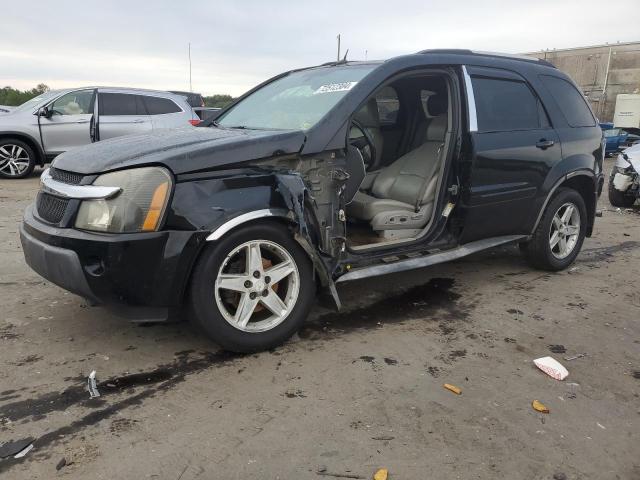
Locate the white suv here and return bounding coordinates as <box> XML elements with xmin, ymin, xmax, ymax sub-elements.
<box><xmin>0</xmin><ymin>87</ymin><xmax>200</xmax><ymax>178</ymax></box>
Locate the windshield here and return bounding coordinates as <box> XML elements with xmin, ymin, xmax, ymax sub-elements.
<box><xmin>12</xmin><ymin>90</ymin><xmax>60</xmax><ymax>113</ymax></box>
<box><xmin>603</xmin><ymin>128</ymin><xmax>621</xmax><ymax>138</ymax></box>
<box><xmin>216</xmin><ymin>65</ymin><xmax>376</xmax><ymax>131</ymax></box>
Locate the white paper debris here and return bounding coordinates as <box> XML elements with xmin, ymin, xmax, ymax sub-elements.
<box><xmin>533</xmin><ymin>356</ymin><xmax>569</xmax><ymax>381</ymax></box>
<box><xmin>87</xmin><ymin>370</ymin><xmax>100</xmax><ymax>398</ymax></box>
<box><xmin>14</xmin><ymin>443</ymin><xmax>33</xmax><ymax>458</ymax></box>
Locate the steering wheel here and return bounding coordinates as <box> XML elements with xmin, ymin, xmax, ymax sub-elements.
<box><xmin>349</xmin><ymin>119</ymin><xmax>377</xmax><ymax>171</ymax></box>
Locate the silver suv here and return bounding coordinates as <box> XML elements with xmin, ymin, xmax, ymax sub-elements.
<box><xmin>0</xmin><ymin>87</ymin><xmax>199</xmax><ymax>178</ymax></box>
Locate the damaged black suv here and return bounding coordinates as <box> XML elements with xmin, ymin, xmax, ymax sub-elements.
<box><xmin>21</xmin><ymin>50</ymin><xmax>604</xmax><ymax>352</ymax></box>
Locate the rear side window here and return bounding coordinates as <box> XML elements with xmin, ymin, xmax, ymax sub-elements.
<box><xmin>471</xmin><ymin>77</ymin><xmax>541</xmax><ymax>132</ymax></box>
<box><xmin>375</xmin><ymin>87</ymin><xmax>399</xmax><ymax>125</ymax></box>
<box><xmin>143</xmin><ymin>96</ymin><xmax>182</xmax><ymax>115</ymax></box>
<box><xmin>100</xmin><ymin>93</ymin><xmax>146</xmax><ymax>116</ymax></box>
<box><xmin>540</xmin><ymin>75</ymin><xmax>595</xmax><ymax>127</ymax></box>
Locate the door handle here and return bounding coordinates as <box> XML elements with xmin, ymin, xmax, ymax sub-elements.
<box><xmin>536</xmin><ymin>139</ymin><xmax>555</xmax><ymax>149</ymax></box>
<box><xmin>76</xmin><ymin>120</ymin><xmax>90</xmax><ymax>124</ymax></box>
<box><xmin>132</xmin><ymin>119</ymin><xmax>145</xmax><ymax>123</ymax></box>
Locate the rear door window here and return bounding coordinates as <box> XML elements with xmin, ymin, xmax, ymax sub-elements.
<box><xmin>471</xmin><ymin>77</ymin><xmax>541</xmax><ymax>132</ymax></box>
<box><xmin>100</xmin><ymin>93</ymin><xmax>146</xmax><ymax>116</ymax></box>
<box><xmin>143</xmin><ymin>96</ymin><xmax>182</xmax><ymax>115</ymax></box>
<box><xmin>539</xmin><ymin>75</ymin><xmax>596</xmax><ymax>127</ymax></box>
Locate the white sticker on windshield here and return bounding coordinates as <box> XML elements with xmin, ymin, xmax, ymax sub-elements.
<box><xmin>313</xmin><ymin>82</ymin><xmax>358</xmax><ymax>94</ymax></box>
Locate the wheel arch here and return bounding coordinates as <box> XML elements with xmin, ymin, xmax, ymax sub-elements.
<box><xmin>531</xmin><ymin>171</ymin><xmax>597</xmax><ymax>237</ymax></box>
<box><xmin>0</xmin><ymin>132</ymin><xmax>45</xmax><ymax>166</ymax></box>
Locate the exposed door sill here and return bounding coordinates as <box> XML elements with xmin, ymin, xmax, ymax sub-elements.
<box><xmin>336</xmin><ymin>234</ymin><xmax>526</xmax><ymax>283</ymax></box>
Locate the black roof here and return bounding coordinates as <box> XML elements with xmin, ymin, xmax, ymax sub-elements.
<box><xmin>418</xmin><ymin>49</ymin><xmax>556</xmax><ymax>68</ymax></box>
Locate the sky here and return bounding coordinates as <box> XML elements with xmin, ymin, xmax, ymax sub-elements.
<box><xmin>1</xmin><ymin>0</ymin><xmax>638</xmax><ymax>97</ymax></box>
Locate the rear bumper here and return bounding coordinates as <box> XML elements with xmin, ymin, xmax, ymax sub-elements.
<box><xmin>20</xmin><ymin>204</ymin><xmax>207</xmax><ymax>321</ymax></box>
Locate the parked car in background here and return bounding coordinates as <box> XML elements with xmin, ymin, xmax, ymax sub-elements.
<box><xmin>21</xmin><ymin>50</ymin><xmax>604</xmax><ymax>352</ymax></box>
<box><xmin>609</xmin><ymin>143</ymin><xmax>639</xmax><ymax>207</ymax></box>
<box><xmin>0</xmin><ymin>88</ymin><xmax>199</xmax><ymax>178</ymax></box>
<box><xmin>169</xmin><ymin>91</ymin><xmax>224</xmax><ymax>121</ymax></box>
<box><xmin>169</xmin><ymin>90</ymin><xmax>205</xmax><ymax>108</ymax></box>
<box><xmin>600</xmin><ymin>122</ymin><xmax>640</xmax><ymax>156</ymax></box>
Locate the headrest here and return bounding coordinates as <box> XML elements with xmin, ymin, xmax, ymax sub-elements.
<box><xmin>427</xmin><ymin>94</ymin><xmax>447</xmax><ymax>117</ymax></box>
<box><xmin>354</xmin><ymin>98</ymin><xmax>380</xmax><ymax>128</ymax></box>
<box><xmin>426</xmin><ymin>115</ymin><xmax>447</xmax><ymax>141</ymax></box>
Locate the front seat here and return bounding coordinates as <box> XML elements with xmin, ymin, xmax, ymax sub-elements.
<box><xmin>349</xmin><ymin>98</ymin><xmax>384</xmax><ymax>169</ymax></box>
<box><xmin>347</xmin><ymin>113</ymin><xmax>447</xmax><ymax>236</ymax></box>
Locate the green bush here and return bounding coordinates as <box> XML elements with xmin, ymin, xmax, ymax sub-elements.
<box><xmin>0</xmin><ymin>84</ymin><xmax>50</xmax><ymax>106</ymax></box>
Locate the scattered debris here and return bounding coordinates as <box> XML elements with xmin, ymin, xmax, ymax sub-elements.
<box><xmin>0</xmin><ymin>437</ymin><xmax>34</xmax><ymax>459</ymax></box>
<box><xmin>88</xmin><ymin>370</ymin><xmax>100</xmax><ymax>398</ymax></box>
<box><xmin>553</xmin><ymin>473</ymin><xmax>567</xmax><ymax>480</ymax></box>
<box><xmin>371</xmin><ymin>436</ymin><xmax>394</xmax><ymax>441</ymax></box>
<box><xmin>534</xmin><ymin>356</ymin><xmax>569</xmax><ymax>380</ymax></box>
<box><xmin>443</xmin><ymin>383</ymin><xmax>462</xmax><ymax>395</ymax></box>
<box><xmin>532</xmin><ymin>400</ymin><xmax>550</xmax><ymax>414</ymax></box>
<box><xmin>564</xmin><ymin>353</ymin><xmax>587</xmax><ymax>361</ymax></box>
<box><xmin>373</xmin><ymin>468</ymin><xmax>388</xmax><ymax>480</ymax></box>
<box><xmin>568</xmin><ymin>266</ymin><xmax>580</xmax><ymax>274</ymax></box>
<box><xmin>55</xmin><ymin>458</ymin><xmax>67</xmax><ymax>471</ymax></box>
<box><xmin>13</xmin><ymin>443</ymin><xmax>33</xmax><ymax>458</ymax></box>
<box><xmin>548</xmin><ymin>344</ymin><xmax>566</xmax><ymax>354</ymax></box>
<box><xmin>597</xmin><ymin>422</ymin><xmax>606</xmax><ymax>430</ymax></box>
<box><xmin>316</xmin><ymin>470</ymin><xmax>364</xmax><ymax>479</ymax></box>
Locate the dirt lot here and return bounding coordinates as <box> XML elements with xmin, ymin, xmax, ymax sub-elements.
<box><xmin>1</xmin><ymin>159</ymin><xmax>639</xmax><ymax>480</ymax></box>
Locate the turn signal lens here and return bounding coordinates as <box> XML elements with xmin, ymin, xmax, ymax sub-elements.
<box><xmin>142</xmin><ymin>181</ymin><xmax>170</xmax><ymax>231</ymax></box>
<box><xmin>189</xmin><ymin>119</ymin><xmax>201</xmax><ymax>126</ymax></box>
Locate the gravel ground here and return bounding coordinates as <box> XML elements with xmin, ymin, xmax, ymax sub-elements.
<box><xmin>0</xmin><ymin>159</ymin><xmax>639</xmax><ymax>479</ymax></box>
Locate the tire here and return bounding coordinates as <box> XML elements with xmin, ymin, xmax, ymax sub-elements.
<box><xmin>522</xmin><ymin>188</ymin><xmax>587</xmax><ymax>271</ymax></box>
<box><xmin>0</xmin><ymin>139</ymin><xmax>36</xmax><ymax>179</ymax></box>
<box><xmin>608</xmin><ymin>179</ymin><xmax>636</xmax><ymax>208</ymax></box>
<box><xmin>188</xmin><ymin>222</ymin><xmax>315</xmax><ymax>353</ymax></box>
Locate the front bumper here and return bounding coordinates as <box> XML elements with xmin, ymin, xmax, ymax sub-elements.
<box><xmin>20</xmin><ymin>204</ymin><xmax>207</xmax><ymax>321</ymax></box>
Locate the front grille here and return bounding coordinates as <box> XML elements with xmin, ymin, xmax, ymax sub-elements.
<box><xmin>50</xmin><ymin>167</ymin><xmax>84</xmax><ymax>185</ymax></box>
<box><xmin>36</xmin><ymin>192</ymin><xmax>70</xmax><ymax>224</ymax></box>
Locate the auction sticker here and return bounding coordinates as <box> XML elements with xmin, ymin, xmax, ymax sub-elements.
<box><xmin>314</xmin><ymin>82</ymin><xmax>358</xmax><ymax>94</ymax></box>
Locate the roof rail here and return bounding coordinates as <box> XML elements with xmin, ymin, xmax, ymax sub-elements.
<box><xmin>418</xmin><ymin>49</ymin><xmax>556</xmax><ymax>68</ymax></box>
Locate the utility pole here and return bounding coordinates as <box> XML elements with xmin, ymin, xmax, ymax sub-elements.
<box><xmin>337</xmin><ymin>34</ymin><xmax>341</xmax><ymax>61</ymax></box>
<box><xmin>188</xmin><ymin>42</ymin><xmax>193</xmax><ymax>92</ymax></box>
<box><xmin>365</xmin><ymin>50</ymin><xmax>368</xmax><ymax>61</ymax></box>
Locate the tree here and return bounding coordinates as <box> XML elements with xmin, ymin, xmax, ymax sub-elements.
<box><xmin>203</xmin><ymin>94</ymin><xmax>235</xmax><ymax>108</ymax></box>
<box><xmin>0</xmin><ymin>85</ymin><xmax>51</xmax><ymax>106</ymax></box>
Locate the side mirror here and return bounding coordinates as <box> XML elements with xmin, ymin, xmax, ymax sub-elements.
<box><xmin>37</xmin><ymin>106</ymin><xmax>52</xmax><ymax>118</ymax></box>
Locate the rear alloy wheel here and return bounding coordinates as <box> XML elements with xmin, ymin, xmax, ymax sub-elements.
<box><xmin>189</xmin><ymin>222</ymin><xmax>315</xmax><ymax>352</ymax></box>
<box><xmin>522</xmin><ymin>188</ymin><xmax>587</xmax><ymax>271</ymax></box>
<box><xmin>0</xmin><ymin>139</ymin><xmax>36</xmax><ymax>179</ymax></box>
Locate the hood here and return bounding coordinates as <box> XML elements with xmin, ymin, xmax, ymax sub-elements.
<box><xmin>52</xmin><ymin>126</ymin><xmax>307</xmax><ymax>175</ymax></box>
<box><xmin>619</xmin><ymin>143</ymin><xmax>640</xmax><ymax>172</ymax></box>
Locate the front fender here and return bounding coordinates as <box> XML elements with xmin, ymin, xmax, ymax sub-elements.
<box><xmin>166</xmin><ymin>169</ymin><xmax>340</xmax><ymax>309</ymax></box>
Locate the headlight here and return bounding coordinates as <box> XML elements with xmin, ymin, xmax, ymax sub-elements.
<box><xmin>75</xmin><ymin>167</ymin><xmax>172</xmax><ymax>233</ymax></box>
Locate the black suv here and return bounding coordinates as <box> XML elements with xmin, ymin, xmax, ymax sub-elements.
<box><xmin>21</xmin><ymin>50</ymin><xmax>604</xmax><ymax>352</ymax></box>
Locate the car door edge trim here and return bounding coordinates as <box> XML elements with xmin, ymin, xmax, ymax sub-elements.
<box><xmin>206</xmin><ymin>209</ymin><xmax>290</xmax><ymax>241</ymax></box>
<box><xmin>462</xmin><ymin>66</ymin><xmax>478</xmax><ymax>132</ymax></box>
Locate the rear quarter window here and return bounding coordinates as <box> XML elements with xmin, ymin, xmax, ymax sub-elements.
<box><xmin>539</xmin><ymin>75</ymin><xmax>596</xmax><ymax>127</ymax></box>
<box><xmin>471</xmin><ymin>76</ymin><xmax>541</xmax><ymax>132</ymax></box>
<box><xmin>143</xmin><ymin>96</ymin><xmax>182</xmax><ymax>115</ymax></box>
<box><xmin>100</xmin><ymin>93</ymin><xmax>146</xmax><ymax>116</ymax></box>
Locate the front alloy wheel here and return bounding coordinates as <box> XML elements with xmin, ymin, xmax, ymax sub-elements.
<box><xmin>215</xmin><ymin>240</ymin><xmax>300</xmax><ymax>332</ymax></box>
<box><xmin>189</xmin><ymin>222</ymin><xmax>315</xmax><ymax>352</ymax></box>
<box><xmin>0</xmin><ymin>140</ymin><xmax>36</xmax><ymax>179</ymax></box>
